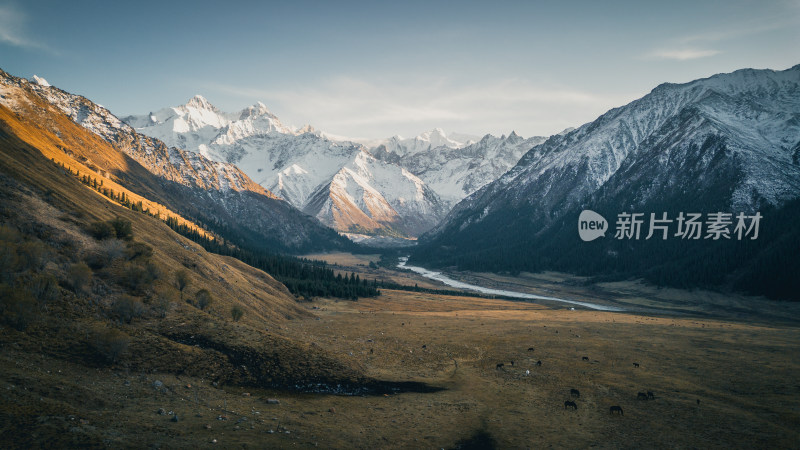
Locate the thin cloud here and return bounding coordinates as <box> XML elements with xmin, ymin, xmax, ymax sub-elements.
<box><xmin>647</xmin><ymin>48</ymin><xmax>721</xmax><ymax>61</ymax></box>
<box><xmin>0</xmin><ymin>3</ymin><xmax>54</xmax><ymax>52</ymax></box>
<box><xmin>203</xmin><ymin>77</ymin><xmax>627</xmax><ymax>139</ymax></box>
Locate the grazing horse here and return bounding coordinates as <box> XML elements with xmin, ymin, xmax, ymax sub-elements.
<box><xmin>536</xmin><ymin>360</ymin><xmax>542</xmax><ymax>366</ymax></box>
<box><xmin>637</xmin><ymin>392</ymin><xmax>648</xmax><ymax>401</ymax></box>
<box><xmin>647</xmin><ymin>391</ymin><xmax>655</xmax><ymax>400</ymax></box>
<box><xmin>570</xmin><ymin>389</ymin><xmax>580</xmax><ymax>398</ymax></box>
<box><xmin>610</xmin><ymin>406</ymin><xmax>623</xmax><ymax>415</ymax></box>
<box><xmin>496</xmin><ymin>363</ymin><xmax>504</xmax><ymax>369</ymax></box>
<box><xmin>528</xmin><ymin>347</ymin><xmax>535</xmax><ymax>352</ymax></box>
<box><xmin>633</xmin><ymin>362</ymin><xmax>640</xmax><ymax>368</ymax></box>
<box><xmin>582</xmin><ymin>356</ymin><xmax>589</xmax><ymax>361</ymax></box>
<box><xmin>564</xmin><ymin>401</ymin><xmax>577</xmax><ymax>410</ymax></box>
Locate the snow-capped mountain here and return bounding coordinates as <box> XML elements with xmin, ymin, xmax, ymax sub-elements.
<box><xmin>412</xmin><ymin>65</ymin><xmax>800</xmax><ymax>294</ymax></box>
<box><xmin>0</xmin><ymin>69</ymin><xmax>353</xmax><ymax>253</ymax></box>
<box><xmin>373</xmin><ymin>131</ymin><xmax>546</xmax><ymax>205</ymax></box>
<box><xmin>125</xmin><ymin>101</ymin><xmax>488</xmax><ymax>237</ymax></box>
<box><xmin>377</xmin><ymin>128</ymin><xmax>480</xmax><ymax>157</ymax></box>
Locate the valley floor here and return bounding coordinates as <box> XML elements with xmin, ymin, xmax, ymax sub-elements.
<box><xmin>3</xmin><ymin>285</ymin><xmax>798</xmax><ymax>448</ymax></box>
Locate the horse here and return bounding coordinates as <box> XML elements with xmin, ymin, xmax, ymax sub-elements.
<box><xmin>528</xmin><ymin>347</ymin><xmax>535</xmax><ymax>352</ymax></box>
<box><xmin>582</xmin><ymin>356</ymin><xmax>589</xmax><ymax>361</ymax></box>
<box><xmin>637</xmin><ymin>392</ymin><xmax>648</xmax><ymax>401</ymax></box>
<box><xmin>496</xmin><ymin>363</ymin><xmax>504</xmax><ymax>369</ymax></box>
<box><xmin>536</xmin><ymin>360</ymin><xmax>542</xmax><ymax>366</ymax></box>
<box><xmin>647</xmin><ymin>391</ymin><xmax>655</xmax><ymax>400</ymax></box>
<box><xmin>633</xmin><ymin>362</ymin><xmax>640</xmax><ymax>368</ymax></box>
<box><xmin>564</xmin><ymin>401</ymin><xmax>577</xmax><ymax>410</ymax></box>
<box><xmin>610</xmin><ymin>406</ymin><xmax>623</xmax><ymax>415</ymax></box>
<box><xmin>570</xmin><ymin>389</ymin><xmax>580</xmax><ymax>398</ymax></box>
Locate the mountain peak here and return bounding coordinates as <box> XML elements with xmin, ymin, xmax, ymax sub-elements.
<box><xmin>238</xmin><ymin>101</ymin><xmax>275</xmax><ymax>120</ymax></box>
<box><xmin>31</xmin><ymin>75</ymin><xmax>50</xmax><ymax>87</ymax></box>
<box><xmin>185</xmin><ymin>95</ymin><xmax>216</xmax><ymax>111</ymax></box>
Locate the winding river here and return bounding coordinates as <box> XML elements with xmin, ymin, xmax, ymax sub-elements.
<box><xmin>397</xmin><ymin>257</ymin><xmax>624</xmax><ymax>312</ymax></box>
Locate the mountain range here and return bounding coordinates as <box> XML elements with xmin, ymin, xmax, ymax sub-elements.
<box><xmin>0</xmin><ymin>70</ymin><xmax>352</xmax><ymax>254</ymax></box>
<box><xmin>124</xmin><ymin>101</ymin><xmax>536</xmax><ymax>238</ymax></box>
<box><xmin>411</xmin><ymin>64</ymin><xmax>800</xmax><ymax>299</ymax></box>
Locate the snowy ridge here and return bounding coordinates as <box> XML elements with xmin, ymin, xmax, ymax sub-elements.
<box><xmin>425</xmin><ymin>65</ymin><xmax>800</xmax><ymax>241</ymax></box>
<box><xmin>127</xmin><ymin>100</ymin><xmax>493</xmax><ymax>237</ymax></box>
<box><xmin>4</xmin><ymin>81</ymin><xmax>269</xmax><ymax>195</ymax></box>
<box><xmin>374</xmin><ymin>130</ymin><xmax>545</xmax><ymax>204</ymax></box>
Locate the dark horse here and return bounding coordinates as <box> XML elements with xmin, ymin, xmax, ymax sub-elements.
<box><xmin>582</xmin><ymin>356</ymin><xmax>589</xmax><ymax>361</ymax></box>
<box><xmin>496</xmin><ymin>363</ymin><xmax>504</xmax><ymax>369</ymax></box>
<box><xmin>536</xmin><ymin>360</ymin><xmax>542</xmax><ymax>366</ymax></box>
<box><xmin>564</xmin><ymin>401</ymin><xmax>577</xmax><ymax>410</ymax></box>
<box><xmin>637</xmin><ymin>392</ymin><xmax>648</xmax><ymax>400</ymax></box>
<box><xmin>570</xmin><ymin>389</ymin><xmax>580</xmax><ymax>398</ymax></box>
<box><xmin>610</xmin><ymin>406</ymin><xmax>624</xmax><ymax>415</ymax></box>
<box><xmin>647</xmin><ymin>391</ymin><xmax>655</xmax><ymax>400</ymax></box>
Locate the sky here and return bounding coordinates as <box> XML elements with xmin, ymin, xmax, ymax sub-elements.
<box><xmin>1</xmin><ymin>0</ymin><xmax>799</xmax><ymax>140</ymax></box>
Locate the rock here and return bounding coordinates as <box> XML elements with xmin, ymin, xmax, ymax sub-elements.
<box><xmin>204</xmin><ymin>424</ymin><xmax>212</xmax><ymax>430</ymax></box>
<box><xmin>266</xmin><ymin>398</ymin><xmax>280</xmax><ymax>405</ymax></box>
<box><xmin>329</xmin><ymin>407</ymin><xmax>336</xmax><ymax>414</ymax></box>
<box><xmin>153</xmin><ymin>380</ymin><xmax>163</xmax><ymax>389</ymax></box>
<box><xmin>211</xmin><ymin>439</ymin><xmax>217</xmax><ymax>444</ymax></box>
<box><xmin>242</xmin><ymin>392</ymin><xmax>250</xmax><ymax>397</ymax></box>
<box><xmin>157</xmin><ymin>408</ymin><xmax>166</xmax><ymax>415</ymax></box>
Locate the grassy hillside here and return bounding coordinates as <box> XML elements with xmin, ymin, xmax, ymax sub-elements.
<box><xmin>0</xmin><ymin>99</ymin><xmax>430</xmax><ymax>446</ymax></box>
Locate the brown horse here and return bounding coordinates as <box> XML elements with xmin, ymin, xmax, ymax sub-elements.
<box><xmin>610</xmin><ymin>406</ymin><xmax>623</xmax><ymax>415</ymax></box>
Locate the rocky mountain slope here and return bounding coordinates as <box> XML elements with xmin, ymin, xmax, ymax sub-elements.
<box><xmin>0</xmin><ymin>70</ymin><xmax>352</xmax><ymax>253</ymax></box>
<box><xmin>412</xmin><ymin>65</ymin><xmax>800</xmax><ymax>299</ymax></box>
<box><xmin>126</xmin><ymin>101</ymin><xmax>532</xmax><ymax>237</ymax></box>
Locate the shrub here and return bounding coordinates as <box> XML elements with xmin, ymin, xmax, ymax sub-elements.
<box><xmin>89</xmin><ymin>221</ymin><xmax>115</xmax><ymax>240</ymax></box>
<box><xmin>125</xmin><ymin>266</ymin><xmax>150</xmax><ymax>292</ymax></box>
<box><xmin>154</xmin><ymin>291</ymin><xmax>174</xmax><ymax>318</ymax></box>
<box><xmin>0</xmin><ymin>224</ymin><xmax>21</xmax><ymax>243</ymax></box>
<box><xmin>175</xmin><ymin>270</ymin><xmax>190</xmax><ymax>301</ymax></box>
<box><xmin>126</xmin><ymin>242</ymin><xmax>153</xmax><ymax>261</ymax></box>
<box><xmin>109</xmin><ymin>217</ymin><xmax>133</xmax><ymax>240</ymax></box>
<box><xmin>0</xmin><ymin>284</ymin><xmax>37</xmax><ymax>331</ymax></box>
<box><xmin>86</xmin><ymin>239</ymin><xmax>126</xmax><ymax>269</ymax></box>
<box><xmin>91</xmin><ymin>326</ymin><xmax>130</xmax><ymax>363</ymax></box>
<box><xmin>103</xmin><ymin>239</ymin><xmax>127</xmax><ymax>261</ymax></box>
<box><xmin>26</xmin><ymin>273</ymin><xmax>60</xmax><ymax>310</ymax></box>
<box><xmin>16</xmin><ymin>240</ymin><xmax>48</xmax><ymax>271</ymax></box>
<box><xmin>231</xmin><ymin>305</ymin><xmax>244</xmax><ymax>322</ymax></box>
<box><xmin>0</xmin><ymin>242</ymin><xmax>18</xmax><ymax>281</ymax></box>
<box><xmin>67</xmin><ymin>262</ymin><xmax>92</xmax><ymax>293</ymax></box>
<box><xmin>195</xmin><ymin>288</ymin><xmax>213</xmax><ymax>310</ymax></box>
<box><xmin>145</xmin><ymin>262</ymin><xmax>161</xmax><ymax>281</ymax></box>
<box><xmin>111</xmin><ymin>295</ymin><xmax>145</xmax><ymax>323</ymax></box>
